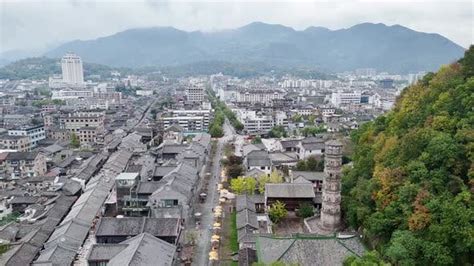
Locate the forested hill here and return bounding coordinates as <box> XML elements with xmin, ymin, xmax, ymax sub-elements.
<box><xmin>342</xmin><ymin>46</ymin><xmax>473</xmax><ymax>265</ymax></box>
<box><xmin>45</xmin><ymin>22</ymin><xmax>465</xmax><ymax>73</ymax></box>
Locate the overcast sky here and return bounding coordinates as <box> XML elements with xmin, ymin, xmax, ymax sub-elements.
<box><xmin>0</xmin><ymin>0</ymin><xmax>472</xmax><ymax>54</ymax></box>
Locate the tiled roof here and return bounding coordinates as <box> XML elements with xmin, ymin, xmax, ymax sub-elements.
<box><xmin>256</xmin><ymin>236</ymin><xmax>365</xmax><ymax>265</ymax></box>
<box><xmin>291</xmin><ymin>171</ymin><xmax>325</xmax><ymax>181</ymax></box>
<box><xmin>265</xmin><ymin>183</ymin><xmax>316</xmax><ymax>198</ymax></box>
<box><xmin>5</xmin><ymin>151</ymin><xmax>39</xmax><ymax>161</ymax></box>
<box><xmin>107</xmin><ymin>233</ymin><xmax>176</xmax><ymax>266</ymax></box>
<box><xmin>95</xmin><ymin>217</ymin><xmax>180</xmax><ymax>237</ymax></box>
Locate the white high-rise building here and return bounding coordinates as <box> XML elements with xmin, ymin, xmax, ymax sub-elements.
<box><xmin>330</xmin><ymin>91</ymin><xmax>362</xmax><ymax>107</ymax></box>
<box><xmin>61</xmin><ymin>53</ymin><xmax>84</xmax><ymax>86</ymax></box>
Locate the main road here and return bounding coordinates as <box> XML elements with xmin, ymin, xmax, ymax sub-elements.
<box><xmin>193</xmin><ymin>119</ymin><xmax>235</xmax><ymax>266</ymax></box>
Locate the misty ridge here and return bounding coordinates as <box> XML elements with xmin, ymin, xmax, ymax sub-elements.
<box><xmin>45</xmin><ymin>22</ymin><xmax>465</xmax><ymax>74</ymax></box>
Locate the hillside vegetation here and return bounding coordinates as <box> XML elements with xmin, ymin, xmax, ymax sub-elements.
<box><xmin>0</xmin><ymin>57</ymin><xmax>331</xmax><ymax>80</ymax></box>
<box><xmin>342</xmin><ymin>46</ymin><xmax>474</xmax><ymax>265</ymax></box>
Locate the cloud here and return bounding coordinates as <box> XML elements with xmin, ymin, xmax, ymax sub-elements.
<box><xmin>0</xmin><ymin>0</ymin><xmax>472</xmax><ymax>54</ymax></box>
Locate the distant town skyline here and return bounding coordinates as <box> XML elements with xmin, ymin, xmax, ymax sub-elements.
<box><xmin>0</xmin><ymin>0</ymin><xmax>472</xmax><ymax>55</ymax></box>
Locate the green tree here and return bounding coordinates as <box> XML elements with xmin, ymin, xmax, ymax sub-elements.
<box><xmin>269</xmin><ymin>125</ymin><xmax>287</xmax><ymax>138</ymax></box>
<box><xmin>301</xmin><ymin>126</ymin><xmax>326</xmax><ymax>137</ymax></box>
<box><xmin>268</xmin><ymin>200</ymin><xmax>287</xmax><ymax>224</ymax></box>
<box><xmin>306</xmin><ymin>114</ymin><xmax>316</xmax><ymax>126</ymax></box>
<box><xmin>296</xmin><ymin>157</ymin><xmax>324</xmax><ymax>171</ymax></box>
<box><xmin>295</xmin><ymin>160</ymin><xmax>307</xmax><ymax>171</ymax></box>
<box><xmin>230</xmin><ymin>177</ymin><xmax>246</xmax><ymax>194</ymax></box>
<box><xmin>52</xmin><ymin>99</ymin><xmax>65</xmax><ymax>105</ymax></box>
<box><xmin>227</xmin><ymin>164</ymin><xmax>243</xmax><ymax>179</ymax></box>
<box><xmin>252</xmin><ymin>136</ymin><xmax>262</xmax><ymax>144</ymax></box>
<box><xmin>305</xmin><ymin>156</ymin><xmax>319</xmax><ymax>171</ymax></box>
<box><xmin>291</xmin><ymin>114</ymin><xmax>303</xmax><ymax>123</ymax></box>
<box><xmin>257</xmin><ymin>171</ymin><xmax>284</xmax><ymax>193</ymax></box>
<box><xmin>296</xmin><ymin>203</ymin><xmax>314</xmax><ymax>218</ymax></box>
<box><xmin>233</xmin><ymin>120</ymin><xmax>244</xmax><ymax>131</ymax></box>
<box><xmin>459</xmin><ymin>45</ymin><xmax>474</xmax><ymax>77</ymax></box>
<box><xmin>150</xmin><ymin>108</ymin><xmax>157</xmax><ymax>118</ymax></box>
<box><xmin>227</xmin><ymin>155</ymin><xmax>243</xmax><ymax>165</ymax></box>
<box><xmin>257</xmin><ymin>174</ymin><xmax>270</xmax><ymax>194</ymax></box>
<box><xmin>209</xmin><ymin>124</ymin><xmax>224</xmax><ymax>138</ymax></box>
<box><xmin>269</xmin><ymin>170</ymin><xmax>284</xmax><ymax>183</ymax></box>
<box><xmin>341</xmin><ymin>46</ymin><xmax>474</xmax><ymax>265</ymax></box>
<box><xmin>343</xmin><ymin>251</ymin><xmax>390</xmax><ymax>266</ymax></box>
<box><xmin>230</xmin><ymin>177</ymin><xmax>256</xmax><ymax>195</ymax></box>
<box><xmin>70</xmin><ymin>133</ymin><xmax>80</xmax><ymax>148</ymax></box>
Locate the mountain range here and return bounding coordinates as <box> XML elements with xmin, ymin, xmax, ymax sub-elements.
<box><xmin>45</xmin><ymin>22</ymin><xmax>465</xmax><ymax>73</ymax></box>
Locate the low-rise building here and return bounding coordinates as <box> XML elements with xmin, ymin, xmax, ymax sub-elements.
<box><xmin>2</xmin><ymin>114</ymin><xmax>31</xmax><ymax>128</ymax></box>
<box><xmin>298</xmin><ymin>137</ymin><xmax>326</xmax><ymax>159</ymax></box>
<box><xmin>87</xmin><ymin>233</ymin><xmax>176</xmax><ymax>266</ymax></box>
<box><xmin>330</xmin><ymin>91</ymin><xmax>362</xmax><ymax>107</ymax></box>
<box><xmin>265</xmin><ymin>183</ymin><xmax>315</xmax><ymax>211</ymax></box>
<box><xmin>245</xmin><ymin>150</ymin><xmax>272</xmax><ymax>175</ymax></box>
<box><xmin>162</xmin><ymin>125</ymin><xmax>184</xmax><ymax>144</ymax></box>
<box><xmin>0</xmin><ymin>134</ymin><xmax>30</xmax><ymax>152</ymax></box>
<box><xmin>8</xmin><ymin>125</ymin><xmax>46</xmax><ymax>149</ymax></box>
<box><xmin>115</xmin><ymin>172</ymin><xmax>140</xmax><ymax>213</ymax></box>
<box><xmin>255</xmin><ymin>235</ymin><xmax>365</xmax><ymax>265</ymax></box>
<box><xmin>2</xmin><ymin>151</ymin><xmax>47</xmax><ymax>179</ymax></box>
<box><xmin>77</xmin><ymin>126</ymin><xmax>101</xmax><ymax>144</ymax></box>
<box><xmin>94</xmin><ymin>217</ymin><xmax>181</xmax><ymax>245</ymax></box>
<box><xmin>47</xmin><ymin>128</ymin><xmax>70</xmax><ymax>141</ymax></box>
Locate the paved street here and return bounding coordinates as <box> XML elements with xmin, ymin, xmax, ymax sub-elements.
<box><xmin>193</xmin><ymin>119</ymin><xmax>234</xmax><ymax>266</ymax></box>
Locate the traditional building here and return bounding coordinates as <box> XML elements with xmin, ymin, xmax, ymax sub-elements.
<box><xmin>94</xmin><ymin>217</ymin><xmax>181</xmax><ymax>245</ymax></box>
<box><xmin>265</xmin><ymin>183</ymin><xmax>315</xmax><ymax>211</ymax></box>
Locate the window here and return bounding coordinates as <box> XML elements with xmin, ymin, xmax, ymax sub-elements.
<box><xmin>163</xmin><ymin>199</ymin><xmax>178</xmax><ymax>207</ymax></box>
<box><xmin>163</xmin><ymin>199</ymin><xmax>173</xmax><ymax>207</ymax></box>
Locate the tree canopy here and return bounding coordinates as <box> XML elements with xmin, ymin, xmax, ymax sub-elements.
<box><xmin>268</xmin><ymin>125</ymin><xmax>287</xmax><ymax>138</ymax></box>
<box><xmin>268</xmin><ymin>200</ymin><xmax>288</xmax><ymax>224</ymax></box>
<box><xmin>295</xmin><ymin>156</ymin><xmax>324</xmax><ymax>171</ymax></box>
<box><xmin>257</xmin><ymin>170</ymin><xmax>284</xmax><ymax>193</ymax></box>
<box><xmin>70</xmin><ymin>133</ymin><xmax>80</xmax><ymax>148</ymax></box>
<box><xmin>230</xmin><ymin>177</ymin><xmax>257</xmax><ymax>195</ymax></box>
<box><xmin>342</xmin><ymin>46</ymin><xmax>474</xmax><ymax>265</ymax></box>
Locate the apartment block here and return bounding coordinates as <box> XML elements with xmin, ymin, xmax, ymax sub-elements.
<box><xmin>8</xmin><ymin>125</ymin><xmax>46</xmax><ymax>149</ymax></box>
<box><xmin>160</xmin><ymin>109</ymin><xmax>212</xmax><ymax>132</ymax></box>
<box><xmin>0</xmin><ymin>135</ymin><xmax>30</xmax><ymax>152</ymax></box>
<box><xmin>185</xmin><ymin>85</ymin><xmax>205</xmax><ymax>102</ymax></box>
<box><xmin>59</xmin><ymin>111</ymin><xmax>105</xmax><ymax>132</ymax></box>
<box><xmin>330</xmin><ymin>91</ymin><xmax>362</xmax><ymax>107</ymax></box>
<box><xmin>236</xmin><ymin>89</ymin><xmax>285</xmax><ymax>104</ymax></box>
